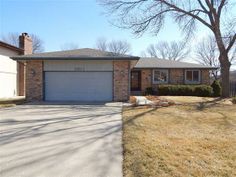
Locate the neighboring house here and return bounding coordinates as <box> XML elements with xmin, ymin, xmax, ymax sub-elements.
<box><xmin>0</xmin><ymin>33</ymin><xmax>32</xmax><ymax>98</ymax></box>
<box><xmin>11</xmin><ymin>34</ymin><xmax>216</xmax><ymax>102</ymax></box>
<box><xmin>0</xmin><ymin>41</ymin><xmax>23</xmax><ymax>98</ymax></box>
<box><xmin>131</xmin><ymin>58</ymin><xmax>217</xmax><ymax>94</ymax></box>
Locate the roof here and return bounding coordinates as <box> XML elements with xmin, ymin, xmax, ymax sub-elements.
<box><xmin>0</xmin><ymin>41</ymin><xmax>23</xmax><ymax>53</ymax></box>
<box><xmin>134</xmin><ymin>58</ymin><xmax>218</xmax><ymax>69</ymax></box>
<box><xmin>11</xmin><ymin>48</ymin><xmax>139</xmax><ymax>60</ymax></box>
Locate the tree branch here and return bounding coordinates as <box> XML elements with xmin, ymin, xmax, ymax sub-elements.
<box><xmin>197</xmin><ymin>0</ymin><xmax>209</xmax><ymax>13</ymax></box>
<box><xmin>158</xmin><ymin>0</ymin><xmax>213</xmax><ymax>30</ymax></box>
<box><xmin>218</xmin><ymin>0</ymin><xmax>226</xmax><ymax>17</ymax></box>
<box><xmin>226</xmin><ymin>33</ymin><xmax>236</xmax><ymax>52</ymax></box>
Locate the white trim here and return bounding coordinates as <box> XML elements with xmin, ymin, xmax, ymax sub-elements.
<box><xmin>185</xmin><ymin>70</ymin><xmax>201</xmax><ymax>84</ymax></box>
<box><xmin>152</xmin><ymin>69</ymin><xmax>169</xmax><ymax>84</ymax></box>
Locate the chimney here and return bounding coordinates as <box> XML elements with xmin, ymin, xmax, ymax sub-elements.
<box><xmin>19</xmin><ymin>33</ymin><xmax>33</xmax><ymax>55</ymax></box>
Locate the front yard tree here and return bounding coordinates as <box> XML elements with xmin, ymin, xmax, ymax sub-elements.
<box><xmin>195</xmin><ymin>35</ymin><xmax>235</xmax><ymax>80</ymax></box>
<box><xmin>100</xmin><ymin>0</ymin><xmax>236</xmax><ymax>97</ymax></box>
<box><xmin>146</xmin><ymin>40</ymin><xmax>190</xmax><ymax>61</ymax></box>
<box><xmin>195</xmin><ymin>36</ymin><xmax>220</xmax><ymax>80</ymax></box>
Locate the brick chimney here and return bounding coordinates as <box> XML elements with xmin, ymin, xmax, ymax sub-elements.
<box><xmin>18</xmin><ymin>33</ymin><xmax>33</xmax><ymax>96</ymax></box>
<box><xmin>19</xmin><ymin>33</ymin><xmax>33</xmax><ymax>55</ymax></box>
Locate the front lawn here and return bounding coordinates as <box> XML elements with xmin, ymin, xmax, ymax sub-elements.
<box><xmin>123</xmin><ymin>97</ymin><xmax>236</xmax><ymax>177</ymax></box>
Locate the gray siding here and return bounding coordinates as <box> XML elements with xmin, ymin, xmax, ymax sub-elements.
<box><xmin>44</xmin><ymin>60</ymin><xmax>113</xmax><ymax>71</ymax></box>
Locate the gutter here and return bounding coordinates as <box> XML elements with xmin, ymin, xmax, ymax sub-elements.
<box><xmin>10</xmin><ymin>56</ymin><xmax>140</xmax><ymax>61</ymax></box>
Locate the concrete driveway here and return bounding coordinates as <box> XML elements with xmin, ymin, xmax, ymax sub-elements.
<box><xmin>0</xmin><ymin>103</ymin><xmax>123</xmax><ymax>177</ymax></box>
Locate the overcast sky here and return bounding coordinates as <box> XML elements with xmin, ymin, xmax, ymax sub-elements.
<box><xmin>0</xmin><ymin>0</ymin><xmax>235</xmax><ymax>70</ymax></box>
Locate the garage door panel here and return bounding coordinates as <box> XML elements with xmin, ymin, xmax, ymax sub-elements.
<box><xmin>45</xmin><ymin>72</ymin><xmax>113</xmax><ymax>101</ymax></box>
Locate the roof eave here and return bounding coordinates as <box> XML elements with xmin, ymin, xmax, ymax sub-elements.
<box><xmin>0</xmin><ymin>42</ymin><xmax>24</xmax><ymax>53</ymax></box>
<box><xmin>134</xmin><ymin>67</ymin><xmax>218</xmax><ymax>70</ymax></box>
<box><xmin>10</xmin><ymin>56</ymin><xmax>140</xmax><ymax>60</ymax></box>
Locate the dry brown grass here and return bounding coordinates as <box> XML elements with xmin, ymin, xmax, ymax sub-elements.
<box><xmin>123</xmin><ymin>100</ymin><xmax>236</xmax><ymax>177</ymax></box>
<box><xmin>159</xmin><ymin>96</ymin><xmax>233</xmax><ymax>105</ymax></box>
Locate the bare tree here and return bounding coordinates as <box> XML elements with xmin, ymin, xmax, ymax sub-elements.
<box><xmin>195</xmin><ymin>36</ymin><xmax>220</xmax><ymax>79</ymax></box>
<box><xmin>31</xmin><ymin>34</ymin><xmax>44</xmax><ymax>53</ymax></box>
<box><xmin>1</xmin><ymin>33</ymin><xmax>18</xmax><ymax>47</ymax></box>
<box><xmin>1</xmin><ymin>32</ymin><xmax>44</xmax><ymax>53</ymax></box>
<box><xmin>146</xmin><ymin>40</ymin><xmax>189</xmax><ymax>61</ymax></box>
<box><xmin>60</xmin><ymin>43</ymin><xmax>79</xmax><ymax>50</ymax></box>
<box><xmin>100</xmin><ymin>0</ymin><xmax>236</xmax><ymax>97</ymax></box>
<box><xmin>108</xmin><ymin>40</ymin><xmax>131</xmax><ymax>54</ymax></box>
<box><xmin>96</xmin><ymin>37</ymin><xmax>108</xmax><ymax>51</ymax></box>
<box><xmin>195</xmin><ymin>35</ymin><xmax>236</xmax><ymax>80</ymax></box>
<box><xmin>95</xmin><ymin>38</ymin><xmax>131</xmax><ymax>54</ymax></box>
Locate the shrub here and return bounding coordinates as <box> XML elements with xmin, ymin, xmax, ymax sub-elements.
<box><xmin>211</xmin><ymin>80</ymin><xmax>222</xmax><ymax>97</ymax></box>
<box><xmin>232</xmin><ymin>97</ymin><xmax>236</xmax><ymax>104</ymax></box>
<box><xmin>145</xmin><ymin>87</ymin><xmax>154</xmax><ymax>95</ymax></box>
<box><xmin>157</xmin><ymin>85</ymin><xmax>213</xmax><ymax>97</ymax></box>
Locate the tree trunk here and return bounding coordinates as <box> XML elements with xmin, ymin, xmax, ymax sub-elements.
<box><xmin>220</xmin><ymin>54</ymin><xmax>231</xmax><ymax>97</ymax></box>
<box><xmin>213</xmin><ymin>29</ymin><xmax>231</xmax><ymax>98</ymax></box>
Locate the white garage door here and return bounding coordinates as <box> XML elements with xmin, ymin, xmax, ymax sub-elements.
<box><xmin>45</xmin><ymin>72</ymin><xmax>113</xmax><ymax>101</ymax></box>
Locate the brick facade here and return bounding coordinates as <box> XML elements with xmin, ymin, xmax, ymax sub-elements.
<box><xmin>18</xmin><ymin>62</ymin><xmax>25</xmax><ymax>96</ymax></box>
<box><xmin>169</xmin><ymin>69</ymin><xmax>184</xmax><ymax>84</ymax></box>
<box><xmin>18</xmin><ymin>33</ymin><xmax>33</xmax><ymax>97</ymax></box>
<box><xmin>113</xmin><ymin>61</ymin><xmax>130</xmax><ymax>101</ymax></box>
<box><xmin>201</xmin><ymin>69</ymin><xmax>210</xmax><ymax>84</ymax></box>
<box><xmin>136</xmin><ymin>68</ymin><xmax>211</xmax><ymax>94</ymax></box>
<box><xmin>19</xmin><ymin>33</ymin><xmax>33</xmax><ymax>55</ymax></box>
<box><xmin>25</xmin><ymin>61</ymin><xmax>43</xmax><ymax>101</ymax></box>
<box><xmin>141</xmin><ymin>69</ymin><xmax>152</xmax><ymax>93</ymax></box>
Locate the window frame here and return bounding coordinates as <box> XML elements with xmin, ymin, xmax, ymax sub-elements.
<box><xmin>152</xmin><ymin>69</ymin><xmax>169</xmax><ymax>84</ymax></box>
<box><xmin>185</xmin><ymin>70</ymin><xmax>201</xmax><ymax>84</ymax></box>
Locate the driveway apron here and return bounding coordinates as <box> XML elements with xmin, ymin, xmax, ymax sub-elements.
<box><xmin>0</xmin><ymin>102</ymin><xmax>123</xmax><ymax>177</ymax></box>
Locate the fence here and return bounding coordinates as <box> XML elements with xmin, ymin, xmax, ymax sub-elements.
<box><xmin>230</xmin><ymin>81</ymin><xmax>236</xmax><ymax>97</ymax></box>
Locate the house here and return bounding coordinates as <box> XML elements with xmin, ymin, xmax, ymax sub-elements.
<box><xmin>0</xmin><ymin>33</ymin><xmax>32</xmax><ymax>98</ymax></box>
<box><xmin>11</xmin><ymin>34</ymin><xmax>216</xmax><ymax>102</ymax></box>
<box><xmin>131</xmin><ymin>58</ymin><xmax>217</xmax><ymax>94</ymax></box>
<box><xmin>11</xmin><ymin>41</ymin><xmax>139</xmax><ymax>102</ymax></box>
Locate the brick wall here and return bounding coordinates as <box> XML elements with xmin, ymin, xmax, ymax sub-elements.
<box><xmin>141</xmin><ymin>69</ymin><xmax>152</xmax><ymax>93</ymax></box>
<box><xmin>19</xmin><ymin>33</ymin><xmax>33</xmax><ymax>55</ymax></box>
<box><xmin>138</xmin><ymin>68</ymin><xmax>211</xmax><ymax>94</ymax></box>
<box><xmin>18</xmin><ymin>62</ymin><xmax>25</xmax><ymax>96</ymax></box>
<box><xmin>25</xmin><ymin>60</ymin><xmax>43</xmax><ymax>101</ymax></box>
<box><xmin>201</xmin><ymin>69</ymin><xmax>210</xmax><ymax>84</ymax></box>
<box><xmin>18</xmin><ymin>33</ymin><xmax>33</xmax><ymax>97</ymax></box>
<box><xmin>113</xmin><ymin>61</ymin><xmax>130</xmax><ymax>101</ymax></box>
<box><xmin>169</xmin><ymin>69</ymin><xmax>184</xmax><ymax>84</ymax></box>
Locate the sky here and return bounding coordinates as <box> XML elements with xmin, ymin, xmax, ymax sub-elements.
<box><xmin>0</xmin><ymin>0</ymin><xmax>235</xmax><ymax>69</ymax></box>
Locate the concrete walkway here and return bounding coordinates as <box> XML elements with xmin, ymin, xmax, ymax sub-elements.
<box><xmin>0</xmin><ymin>103</ymin><xmax>123</xmax><ymax>177</ymax></box>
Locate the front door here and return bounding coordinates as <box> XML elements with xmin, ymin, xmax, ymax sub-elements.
<box><xmin>131</xmin><ymin>71</ymin><xmax>141</xmax><ymax>91</ymax></box>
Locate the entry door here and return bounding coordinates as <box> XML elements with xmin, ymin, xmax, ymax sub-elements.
<box><xmin>131</xmin><ymin>71</ymin><xmax>141</xmax><ymax>91</ymax></box>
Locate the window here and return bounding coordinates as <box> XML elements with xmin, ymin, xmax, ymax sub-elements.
<box><xmin>153</xmin><ymin>69</ymin><xmax>168</xmax><ymax>84</ymax></box>
<box><xmin>185</xmin><ymin>70</ymin><xmax>200</xmax><ymax>83</ymax></box>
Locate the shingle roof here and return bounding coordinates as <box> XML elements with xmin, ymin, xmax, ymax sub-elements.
<box><xmin>11</xmin><ymin>48</ymin><xmax>139</xmax><ymax>60</ymax></box>
<box><xmin>134</xmin><ymin>57</ymin><xmax>218</xmax><ymax>69</ymax></box>
<box><xmin>0</xmin><ymin>41</ymin><xmax>23</xmax><ymax>53</ymax></box>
